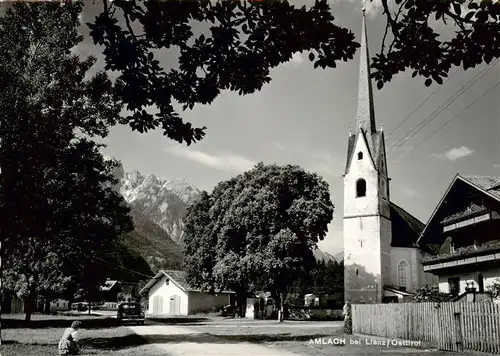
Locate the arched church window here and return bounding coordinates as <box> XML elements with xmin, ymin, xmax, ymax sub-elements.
<box><xmin>397</xmin><ymin>260</ymin><xmax>408</xmax><ymax>289</ymax></box>
<box><xmin>356</xmin><ymin>179</ymin><xmax>366</xmax><ymax>197</ymax></box>
<box><xmin>357</xmin><ymin>151</ymin><xmax>363</xmax><ymax>160</ymax></box>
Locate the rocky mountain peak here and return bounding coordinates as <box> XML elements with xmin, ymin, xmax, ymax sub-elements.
<box><xmin>118</xmin><ymin>167</ymin><xmax>201</xmax><ymax>243</ymax></box>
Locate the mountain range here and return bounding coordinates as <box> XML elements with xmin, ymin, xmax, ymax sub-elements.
<box><xmin>111</xmin><ymin>164</ymin><xmax>342</xmax><ymax>275</ymax></box>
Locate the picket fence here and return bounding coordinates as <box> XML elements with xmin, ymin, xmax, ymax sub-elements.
<box><xmin>352</xmin><ymin>302</ymin><xmax>500</xmax><ymax>354</ymax></box>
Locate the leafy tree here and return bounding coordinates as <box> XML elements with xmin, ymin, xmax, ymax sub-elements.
<box><xmin>410</xmin><ymin>285</ymin><xmax>453</xmax><ymax>303</ymax></box>
<box><xmin>371</xmin><ymin>0</ymin><xmax>500</xmax><ymax>88</ymax></box>
<box><xmin>88</xmin><ymin>0</ymin><xmax>500</xmax><ymax>144</ymax></box>
<box><xmin>486</xmin><ymin>278</ymin><xmax>500</xmax><ymax>301</ymax></box>
<box><xmin>0</xmin><ymin>2</ymin><xmax>133</xmax><ymax>322</ymax></box>
<box><xmin>88</xmin><ymin>0</ymin><xmax>359</xmax><ymax>145</ymax></box>
<box><xmin>183</xmin><ymin>163</ymin><xmax>334</xmax><ymax>321</ymax></box>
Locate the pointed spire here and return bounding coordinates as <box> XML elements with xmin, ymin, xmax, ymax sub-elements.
<box><xmin>356</xmin><ymin>7</ymin><xmax>376</xmax><ymax>134</ymax></box>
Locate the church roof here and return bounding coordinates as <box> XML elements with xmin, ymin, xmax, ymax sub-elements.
<box><xmin>345</xmin><ymin>130</ymin><xmax>385</xmax><ymax>175</ymax></box>
<box><xmin>389</xmin><ymin>201</ymin><xmax>425</xmax><ymax>248</ymax></box>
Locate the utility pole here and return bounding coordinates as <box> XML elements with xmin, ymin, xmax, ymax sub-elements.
<box><xmin>1</xmin><ymin>240</ymin><xmax>3</xmax><ymax>345</ymax></box>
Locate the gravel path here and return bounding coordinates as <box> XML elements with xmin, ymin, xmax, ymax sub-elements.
<box><xmin>128</xmin><ymin>325</ymin><xmax>305</xmax><ymax>356</ymax></box>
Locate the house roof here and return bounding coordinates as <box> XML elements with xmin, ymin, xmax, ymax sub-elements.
<box><xmin>389</xmin><ymin>201</ymin><xmax>426</xmax><ymax>249</ymax></box>
<box><xmin>460</xmin><ymin>175</ymin><xmax>500</xmax><ymax>200</ymax></box>
<box><xmin>100</xmin><ymin>280</ymin><xmax>119</xmax><ymax>292</ymax></box>
<box><xmin>384</xmin><ymin>285</ymin><xmax>414</xmax><ymax>296</ymax></box>
<box><xmin>139</xmin><ymin>270</ymin><xmax>235</xmax><ymax>296</ymax></box>
<box><xmin>416</xmin><ymin>174</ymin><xmax>500</xmax><ymax>247</ymax></box>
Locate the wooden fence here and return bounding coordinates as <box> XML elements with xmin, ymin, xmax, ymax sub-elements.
<box><xmin>352</xmin><ymin>302</ymin><xmax>500</xmax><ymax>354</ymax></box>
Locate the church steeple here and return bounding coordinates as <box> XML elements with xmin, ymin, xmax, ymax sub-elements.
<box><xmin>356</xmin><ymin>8</ymin><xmax>376</xmax><ymax>134</ymax></box>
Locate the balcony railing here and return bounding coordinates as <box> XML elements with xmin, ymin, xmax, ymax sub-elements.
<box><xmin>421</xmin><ymin>240</ymin><xmax>500</xmax><ymax>264</ymax></box>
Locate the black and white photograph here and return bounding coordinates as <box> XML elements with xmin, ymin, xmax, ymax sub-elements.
<box><xmin>0</xmin><ymin>0</ymin><xmax>499</xmax><ymax>355</ymax></box>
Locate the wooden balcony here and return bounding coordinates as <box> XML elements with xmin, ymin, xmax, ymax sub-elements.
<box><xmin>421</xmin><ymin>241</ymin><xmax>500</xmax><ymax>272</ymax></box>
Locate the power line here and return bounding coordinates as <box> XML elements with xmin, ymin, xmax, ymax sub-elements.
<box><xmin>386</xmin><ymin>69</ymin><xmax>460</xmax><ymax>138</ymax></box>
<box><xmin>94</xmin><ymin>257</ymin><xmax>154</xmax><ymax>279</ymax></box>
<box><xmin>394</xmin><ymin>80</ymin><xmax>500</xmax><ymax>163</ymax></box>
<box><xmin>388</xmin><ymin>59</ymin><xmax>500</xmax><ymax>155</ymax></box>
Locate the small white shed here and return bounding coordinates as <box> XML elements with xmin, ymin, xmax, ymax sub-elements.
<box><xmin>140</xmin><ymin>270</ymin><xmax>234</xmax><ymax>316</ymax></box>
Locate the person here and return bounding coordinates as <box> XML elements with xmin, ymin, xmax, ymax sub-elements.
<box><xmin>58</xmin><ymin>321</ymin><xmax>81</xmax><ymax>355</ymax></box>
<box><xmin>343</xmin><ymin>301</ymin><xmax>352</xmax><ymax>335</ymax></box>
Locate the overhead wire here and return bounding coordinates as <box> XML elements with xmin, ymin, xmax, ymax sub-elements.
<box><xmin>387</xmin><ymin>59</ymin><xmax>500</xmax><ymax>155</ymax></box>
<box><xmin>393</xmin><ymin>80</ymin><xmax>500</xmax><ymax>163</ymax></box>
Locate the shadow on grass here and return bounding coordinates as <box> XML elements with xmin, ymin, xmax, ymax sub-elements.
<box><xmin>82</xmin><ymin>334</ymin><xmax>148</xmax><ymax>350</ymax></box>
<box><xmin>85</xmin><ymin>332</ymin><xmax>333</xmax><ymax>349</ymax></box>
<box><xmin>147</xmin><ymin>317</ymin><xmax>211</xmax><ymax>325</ymax></box>
<box><xmin>2</xmin><ymin>317</ymin><xmax>119</xmax><ymax>329</ymax></box>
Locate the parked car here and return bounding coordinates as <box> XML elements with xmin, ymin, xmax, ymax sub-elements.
<box><xmin>221</xmin><ymin>304</ymin><xmax>236</xmax><ymax>317</ymax></box>
<box><xmin>116</xmin><ymin>302</ymin><xmax>145</xmax><ymax>325</ymax></box>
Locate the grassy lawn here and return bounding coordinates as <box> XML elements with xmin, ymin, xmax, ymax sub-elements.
<box><xmin>0</xmin><ymin>314</ymin><xmax>166</xmax><ymax>356</ymax></box>
<box><xmin>195</xmin><ymin>322</ymin><xmax>344</xmax><ymax>355</ymax></box>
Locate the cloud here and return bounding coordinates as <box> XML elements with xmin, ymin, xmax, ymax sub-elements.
<box><xmin>329</xmin><ymin>0</ymin><xmax>382</xmax><ymax>17</ymax></box>
<box><xmin>165</xmin><ymin>146</ymin><xmax>255</xmax><ymax>173</ymax></box>
<box><xmin>494</xmin><ymin>164</ymin><xmax>500</xmax><ymax>169</ymax></box>
<box><xmin>433</xmin><ymin>146</ymin><xmax>474</xmax><ymax>161</ymax></box>
<box><xmin>399</xmin><ymin>186</ymin><xmax>421</xmax><ymax>198</ymax></box>
<box><xmin>267</xmin><ymin>142</ymin><xmax>343</xmax><ymax>179</ymax></box>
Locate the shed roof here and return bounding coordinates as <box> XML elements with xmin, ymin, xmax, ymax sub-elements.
<box><xmin>139</xmin><ymin>270</ymin><xmax>234</xmax><ymax>296</ymax></box>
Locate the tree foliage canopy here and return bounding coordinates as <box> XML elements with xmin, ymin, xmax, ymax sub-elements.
<box><xmin>372</xmin><ymin>0</ymin><xmax>500</xmax><ymax>88</ymax></box>
<box><xmin>89</xmin><ymin>0</ymin><xmax>359</xmax><ymax>145</ymax></box>
<box><xmin>88</xmin><ymin>0</ymin><xmax>500</xmax><ymax>145</ymax></box>
<box><xmin>183</xmin><ymin>163</ymin><xmax>334</xmax><ymax>306</ymax></box>
<box><xmin>0</xmin><ymin>2</ymin><xmax>133</xmax><ymax>319</ymax></box>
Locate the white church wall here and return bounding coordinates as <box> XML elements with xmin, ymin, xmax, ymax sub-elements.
<box><xmin>380</xmin><ymin>217</ymin><xmax>392</xmax><ymax>286</ymax></box>
<box><xmin>390</xmin><ymin>247</ymin><xmax>415</xmax><ymax>292</ymax></box>
<box><xmin>344</xmin><ymin>215</ymin><xmax>384</xmax><ymax>303</ymax></box>
<box><xmin>344</xmin><ymin>135</ymin><xmax>380</xmax><ymax>218</ymax></box>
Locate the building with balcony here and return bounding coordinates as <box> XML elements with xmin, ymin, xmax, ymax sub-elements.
<box><xmin>418</xmin><ymin>174</ymin><xmax>500</xmax><ymax>301</ymax></box>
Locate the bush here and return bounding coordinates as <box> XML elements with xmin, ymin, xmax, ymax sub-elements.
<box><xmin>410</xmin><ymin>285</ymin><xmax>453</xmax><ymax>303</ymax></box>
<box><xmin>285</xmin><ymin>293</ymin><xmax>302</xmax><ymax>306</ymax></box>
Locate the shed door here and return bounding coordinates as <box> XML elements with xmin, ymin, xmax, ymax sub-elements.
<box><xmin>152</xmin><ymin>295</ymin><xmax>163</xmax><ymax>315</ymax></box>
<box><xmin>169</xmin><ymin>295</ymin><xmax>181</xmax><ymax>315</ymax></box>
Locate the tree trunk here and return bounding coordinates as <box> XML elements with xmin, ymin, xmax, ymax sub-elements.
<box><xmin>278</xmin><ymin>292</ymin><xmax>285</xmax><ymax>323</ymax></box>
<box><xmin>88</xmin><ymin>298</ymin><xmax>91</xmax><ymax>315</ymax></box>
<box><xmin>236</xmin><ymin>293</ymin><xmax>246</xmax><ymax>318</ymax></box>
<box><xmin>0</xmin><ymin>240</ymin><xmax>2</xmax><ymax>345</ymax></box>
<box><xmin>24</xmin><ymin>289</ymin><xmax>36</xmax><ymax>322</ymax></box>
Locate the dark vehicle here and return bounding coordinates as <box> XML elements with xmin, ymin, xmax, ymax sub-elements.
<box><xmin>221</xmin><ymin>304</ymin><xmax>236</xmax><ymax>317</ymax></box>
<box><xmin>117</xmin><ymin>302</ymin><xmax>145</xmax><ymax>325</ymax></box>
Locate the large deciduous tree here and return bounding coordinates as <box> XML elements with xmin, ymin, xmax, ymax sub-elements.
<box><xmin>372</xmin><ymin>0</ymin><xmax>500</xmax><ymax>88</ymax></box>
<box><xmin>183</xmin><ymin>163</ymin><xmax>334</xmax><ymax>321</ymax></box>
<box><xmin>89</xmin><ymin>0</ymin><xmax>500</xmax><ymax>144</ymax></box>
<box><xmin>0</xmin><ymin>2</ymin><xmax>133</xmax><ymax>322</ymax></box>
<box><xmin>88</xmin><ymin>0</ymin><xmax>360</xmax><ymax>145</ymax></box>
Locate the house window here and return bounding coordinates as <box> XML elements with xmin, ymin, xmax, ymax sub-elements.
<box><xmin>165</xmin><ymin>279</ymin><xmax>169</xmax><ymax>286</ymax></box>
<box><xmin>448</xmin><ymin>277</ymin><xmax>460</xmax><ymax>296</ymax></box>
<box><xmin>397</xmin><ymin>260</ymin><xmax>408</xmax><ymax>289</ymax></box>
<box><xmin>358</xmin><ymin>152</ymin><xmax>363</xmax><ymax>160</ymax></box>
<box><xmin>356</xmin><ymin>179</ymin><xmax>366</xmax><ymax>197</ymax></box>
<box><xmin>360</xmin><ymin>240</ymin><xmax>363</xmax><ymax>248</ymax></box>
<box><xmin>478</xmin><ymin>274</ymin><xmax>484</xmax><ymax>293</ymax></box>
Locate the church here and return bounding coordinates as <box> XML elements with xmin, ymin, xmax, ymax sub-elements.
<box><xmin>343</xmin><ymin>10</ymin><xmax>437</xmax><ymax>304</ymax></box>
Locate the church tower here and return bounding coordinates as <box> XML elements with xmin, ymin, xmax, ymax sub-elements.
<box><xmin>343</xmin><ymin>9</ymin><xmax>391</xmax><ymax>304</ymax></box>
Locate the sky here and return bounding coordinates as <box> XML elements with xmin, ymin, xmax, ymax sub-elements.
<box><xmin>75</xmin><ymin>1</ymin><xmax>500</xmax><ymax>255</ymax></box>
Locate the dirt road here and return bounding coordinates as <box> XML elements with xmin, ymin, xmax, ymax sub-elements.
<box><xmin>128</xmin><ymin>324</ymin><xmax>304</xmax><ymax>356</ymax></box>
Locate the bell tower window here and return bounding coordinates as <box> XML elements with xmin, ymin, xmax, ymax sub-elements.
<box><xmin>356</xmin><ymin>179</ymin><xmax>366</xmax><ymax>197</ymax></box>
<box><xmin>357</xmin><ymin>152</ymin><xmax>363</xmax><ymax>160</ymax></box>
